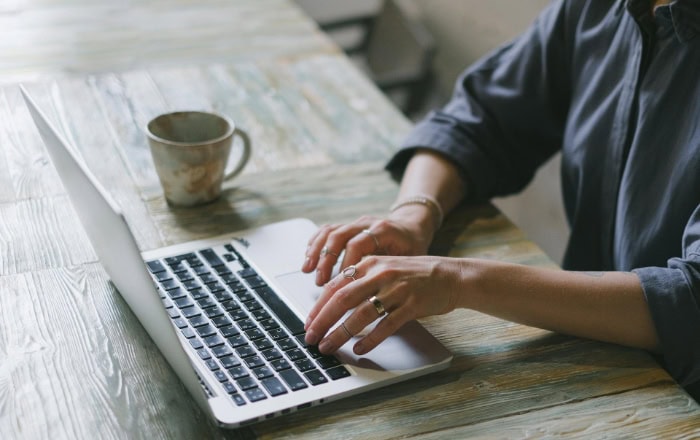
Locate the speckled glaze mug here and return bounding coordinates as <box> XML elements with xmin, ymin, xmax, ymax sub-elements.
<box><xmin>146</xmin><ymin>111</ymin><xmax>251</xmax><ymax>207</ymax></box>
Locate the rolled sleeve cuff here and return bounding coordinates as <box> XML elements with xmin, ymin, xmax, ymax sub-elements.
<box><xmin>384</xmin><ymin>116</ymin><xmax>505</xmax><ymax>203</ymax></box>
<box><xmin>634</xmin><ymin>265</ymin><xmax>700</xmax><ymax>385</ymax></box>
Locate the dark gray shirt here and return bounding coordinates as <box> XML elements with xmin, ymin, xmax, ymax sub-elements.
<box><xmin>387</xmin><ymin>0</ymin><xmax>700</xmax><ymax>389</ymax></box>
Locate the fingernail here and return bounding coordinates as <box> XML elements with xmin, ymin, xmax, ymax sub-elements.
<box><xmin>302</xmin><ymin>256</ymin><xmax>311</xmax><ymax>271</ymax></box>
<box><xmin>319</xmin><ymin>339</ymin><xmax>333</xmax><ymax>354</ymax></box>
<box><xmin>315</xmin><ymin>270</ymin><xmax>324</xmax><ymax>286</ymax></box>
<box><xmin>305</xmin><ymin>329</ymin><xmax>319</xmax><ymax>345</ymax></box>
<box><xmin>354</xmin><ymin>341</ymin><xmax>365</xmax><ymax>355</ymax></box>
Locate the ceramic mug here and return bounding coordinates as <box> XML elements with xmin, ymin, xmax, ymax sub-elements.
<box><xmin>146</xmin><ymin>111</ymin><xmax>251</xmax><ymax>207</ymax></box>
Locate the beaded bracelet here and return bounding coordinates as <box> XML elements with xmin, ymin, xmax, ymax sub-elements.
<box><xmin>389</xmin><ymin>194</ymin><xmax>444</xmax><ymax>228</ymax></box>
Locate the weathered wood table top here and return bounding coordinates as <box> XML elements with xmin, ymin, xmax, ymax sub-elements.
<box><xmin>1</xmin><ymin>1</ymin><xmax>699</xmax><ymax>439</ymax></box>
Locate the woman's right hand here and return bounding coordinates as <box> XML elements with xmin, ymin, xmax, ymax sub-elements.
<box><xmin>301</xmin><ymin>205</ymin><xmax>437</xmax><ymax>286</ymax></box>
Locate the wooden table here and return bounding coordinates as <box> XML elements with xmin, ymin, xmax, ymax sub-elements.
<box><xmin>2</xmin><ymin>1</ymin><xmax>699</xmax><ymax>438</ymax></box>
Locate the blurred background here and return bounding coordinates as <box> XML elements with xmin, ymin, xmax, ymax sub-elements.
<box><xmin>295</xmin><ymin>0</ymin><xmax>568</xmax><ymax>264</ymax></box>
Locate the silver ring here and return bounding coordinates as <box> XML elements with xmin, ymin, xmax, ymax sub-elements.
<box><xmin>342</xmin><ymin>265</ymin><xmax>358</xmax><ymax>281</ymax></box>
<box><xmin>340</xmin><ymin>322</ymin><xmax>353</xmax><ymax>338</ymax></box>
<box><xmin>368</xmin><ymin>295</ymin><xmax>386</xmax><ymax>316</ymax></box>
<box><xmin>362</xmin><ymin>228</ymin><xmax>380</xmax><ymax>252</ymax></box>
<box><xmin>321</xmin><ymin>245</ymin><xmax>339</xmax><ymax>258</ymax></box>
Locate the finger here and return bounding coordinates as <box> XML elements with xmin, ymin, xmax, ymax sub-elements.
<box><xmin>314</xmin><ymin>222</ymin><xmax>372</xmax><ymax>285</ymax></box>
<box><xmin>340</xmin><ymin>230</ymin><xmax>382</xmax><ymax>270</ymax></box>
<box><xmin>317</xmin><ymin>299</ymin><xmax>385</xmax><ymax>354</ymax></box>
<box><xmin>353</xmin><ymin>305</ymin><xmax>411</xmax><ymax>355</ymax></box>
<box><xmin>302</xmin><ymin>224</ymin><xmax>337</xmax><ymax>273</ymax></box>
<box><xmin>305</xmin><ymin>272</ymin><xmax>348</xmax><ymax>331</ymax></box>
<box><xmin>306</xmin><ymin>273</ymin><xmax>375</xmax><ymax>345</ymax></box>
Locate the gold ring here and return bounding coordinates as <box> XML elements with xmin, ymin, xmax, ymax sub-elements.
<box><xmin>368</xmin><ymin>295</ymin><xmax>386</xmax><ymax>316</ymax></box>
<box><xmin>340</xmin><ymin>322</ymin><xmax>353</xmax><ymax>338</ymax></box>
<box><xmin>362</xmin><ymin>228</ymin><xmax>380</xmax><ymax>252</ymax></box>
<box><xmin>342</xmin><ymin>265</ymin><xmax>358</xmax><ymax>281</ymax></box>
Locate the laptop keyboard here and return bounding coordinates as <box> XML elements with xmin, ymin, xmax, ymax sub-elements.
<box><xmin>146</xmin><ymin>244</ymin><xmax>350</xmax><ymax>406</ymax></box>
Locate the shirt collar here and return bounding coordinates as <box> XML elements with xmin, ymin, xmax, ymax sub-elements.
<box><xmin>626</xmin><ymin>0</ymin><xmax>700</xmax><ymax>42</ymax></box>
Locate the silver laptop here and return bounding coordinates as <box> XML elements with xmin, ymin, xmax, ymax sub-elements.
<box><xmin>21</xmin><ymin>85</ymin><xmax>452</xmax><ymax>428</ymax></box>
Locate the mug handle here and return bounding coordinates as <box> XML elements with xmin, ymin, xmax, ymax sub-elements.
<box><xmin>224</xmin><ymin>127</ymin><xmax>252</xmax><ymax>180</ymax></box>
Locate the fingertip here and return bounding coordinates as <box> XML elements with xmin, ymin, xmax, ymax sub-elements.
<box><xmin>353</xmin><ymin>340</ymin><xmax>367</xmax><ymax>355</ymax></box>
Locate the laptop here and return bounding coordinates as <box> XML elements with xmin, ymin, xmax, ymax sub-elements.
<box><xmin>20</xmin><ymin>85</ymin><xmax>452</xmax><ymax>428</ymax></box>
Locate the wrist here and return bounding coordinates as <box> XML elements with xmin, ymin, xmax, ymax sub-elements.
<box><xmin>388</xmin><ymin>203</ymin><xmax>438</xmax><ymax>244</ymax></box>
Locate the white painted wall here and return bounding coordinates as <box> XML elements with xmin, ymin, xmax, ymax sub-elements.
<box><xmin>414</xmin><ymin>0</ymin><xmax>569</xmax><ymax>264</ymax></box>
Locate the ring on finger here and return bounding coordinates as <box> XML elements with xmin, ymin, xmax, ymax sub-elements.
<box><xmin>361</xmin><ymin>228</ymin><xmax>380</xmax><ymax>253</ymax></box>
<box><xmin>368</xmin><ymin>295</ymin><xmax>386</xmax><ymax>316</ymax></box>
<box><xmin>342</xmin><ymin>265</ymin><xmax>358</xmax><ymax>281</ymax></box>
<box><xmin>340</xmin><ymin>322</ymin><xmax>353</xmax><ymax>338</ymax></box>
<box><xmin>321</xmin><ymin>245</ymin><xmax>339</xmax><ymax>258</ymax></box>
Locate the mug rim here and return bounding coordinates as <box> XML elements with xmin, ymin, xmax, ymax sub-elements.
<box><xmin>145</xmin><ymin>110</ymin><xmax>235</xmax><ymax>147</ymax></box>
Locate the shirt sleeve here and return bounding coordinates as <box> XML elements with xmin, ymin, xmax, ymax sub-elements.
<box><xmin>633</xmin><ymin>203</ymin><xmax>700</xmax><ymax>386</ymax></box>
<box><xmin>386</xmin><ymin>0</ymin><xmax>572</xmax><ymax>202</ymax></box>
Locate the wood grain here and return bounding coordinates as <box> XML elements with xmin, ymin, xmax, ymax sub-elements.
<box><xmin>1</xmin><ymin>0</ymin><xmax>699</xmax><ymax>438</ymax></box>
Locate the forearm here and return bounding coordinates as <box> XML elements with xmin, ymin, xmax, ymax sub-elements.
<box><xmin>456</xmin><ymin>259</ymin><xmax>660</xmax><ymax>352</ymax></box>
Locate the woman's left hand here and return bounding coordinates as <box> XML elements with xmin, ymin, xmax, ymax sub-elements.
<box><xmin>304</xmin><ymin>255</ymin><xmax>464</xmax><ymax>355</ymax></box>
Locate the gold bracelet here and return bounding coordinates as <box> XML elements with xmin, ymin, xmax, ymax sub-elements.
<box><xmin>389</xmin><ymin>195</ymin><xmax>444</xmax><ymax>228</ymax></box>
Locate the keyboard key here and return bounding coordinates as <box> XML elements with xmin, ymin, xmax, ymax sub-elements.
<box><xmin>189</xmin><ymin>338</ymin><xmax>204</xmax><ymax>350</ymax></box>
<box><xmin>236</xmin><ymin>345</ymin><xmax>256</xmax><ymax>358</ymax></box>
<box><xmin>167</xmin><ymin>308</ymin><xmax>180</xmax><ymax>319</ymax></box>
<box><xmin>261</xmin><ymin>348</ymin><xmax>282</xmax><ymax>361</ymax></box>
<box><xmin>326</xmin><ymin>366</ymin><xmax>351</xmax><ymax>380</ymax></box>
<box><xmin>197</xmin><ymin>297</ymin><xmax>217</xmax><ymax>309</ymax></box>
<box><xmin>225</xmin><ymin>244</ymin><xmax>235</xmax><ymax>253</ymax></box>
<box><xmin>215</xmin><ymin>265</ymin><xmax>232</xmax><ymax>275</ymax></box>
<box><xmin>261</xmin><ymin>377</ymin><xmax>288</xmax><ymax>396</ymax></box>
<box><xmin>206</xmin><ymin>282</ymin><xmax>225</xmax><ymax>293</ymax></box>
<box><xmin>147</xmin><ymin>260</ymin><xmax>166</xmax><ymax>273</ymax></box>
<box><xmin>236</xmin><ymin>377</ymin><xmax>257</xmax><ymax>391</ymax></box>
<box><xmin>214</xmin><ymin>291</ymin><xmax>234</xmax><ymax>302</ymax></box>
<box><xmin>204</xmin><ymin>334</ymin><xmax>225</xmax><ymax>348</ymax></box>
<box><xmin>251</xmin><ymin>309</ymin><xmax>271</xmax><ymax>321</ymax></box>
<box><xmin>244</xmin><ymin>356</ymin><xmax>265</xmax><ymax>369</ymax></box>
<box><xmin>269</xmin><ymin>328</ymin><xmax>288</xmax><ymax>341</ymax></box>
<box><xmin>285</xmin><ymin>348</ymin><xmax>307</xmax><ymax>362</ymax></box>
<box><xmin>173</xmin><ymin>318</ymin><xmax>188</xmax><ymax>329</ymax></box>
<box><xmin>205</xmin><ymin>359</ymin><xmax>219</xmax><ymax>371</ymax></box>
<box><xmin>254</xmin><ymin>339</ymin><xmax>274</xmax><ymax>351</ymax></box>
<box><xmin>230</xmin><ymin>310</ymin><xmax>248</xmax><ymax>321</ymax></box>
<box><xmin>174</xmin><ymin>297</ymin><xmax>195</xmax><ymax>309</ymax></box>
<box><xmin>255</xmin><ymin>286</ymin><xmax>305</xmax><ymax>335</ymax></box>
<box><xmin>165</xmin><ymin>256</ymin><xmax>184</xmax><ymax>266</ymax></box>
<box><xmin>227</xmin><ymin>281</ymin><xmax>247</xmax><ymax>293</ymax></box>
<box><xmin>221</xmin><ymin>326</ymin><xmax>240</xmax><ymax>338</ymax></box>
<box><xmin>193</xmin><ymin>265</ymin><xmax>210</xmax><ymax>276</ymax></box>
<box><xmin>204</xmin><ymin>306</ymin><xmax>224</xmax><ymax>318</ymax></box>
<box><xmin>167</xmin><ymin>287</ymin><xmax>187</xmax><ymax>300</ymax></box>
<box><xmin>294</xmin><ymin>359</ymin><xmax>315</xmax><ymax>372</ymax></box>
<box><xmin>200</xmin><ymin>248</ymin><xmax>224</xmax><ymax>267</ymax></box>
<box><xmin>245</xmin><ymin>276</ymin><xmax>266</xmax><ymax>289</ymax></box>
<box><xmin>237</xmin><ymin>319</ymin><xmax>256</xmax><ymax>330</ymax></box>
<box><xmin>212</xmin><ymin>346</ymin><xmax>233</xmax><ymax>358</ymax></box>
<box><xmin>223</xmin><ymin>253</ymin><xmax>236</xmax><ymax>262</ymax></box>
<box><xmin>305</xmin><ymin>345</ymin><xmax>323</xmax><ymax>359</ymax></box>
<box><xmin>161</xmin><ymin>279</ymin><xmax>179</xmax><ymax>291</ymax></box>
<box><xmin>270</xmin><ymin>358</ymin><xmax>292</xmax><ymax>372</ymax></box>
<box><xmin>221</xmin><ymin>300</ymin><xmax>240</xmax><ymax>312</ymax></box>
<box><xmin>189</xmin><ymin>315</ymin><xmax>208</xmax><ymax>328</ymax></box>
<box><xmin>190</xmin><ymin>288</ymin><xmax>208</xmax><ymax>300</ymax></box>
<box><xmin>245</xmin><ymin>388</ymin><xmax>267</xmax><ymax>402</ymax></box>
<box><xmin>181</xmin><ymin>306</ymin><xmax>201</xmax><ymax>319</ymax></box>
<box><xmin>279</xmin><ymin>369</ymin><xmax>308</xmax><ymax>391</ymax></box>
<box><xmin>259</xmin><ymin>318</ymin><xmax>280</xmax><ymax>331</ymax></box>
<box><xmin>197</xmin><ymin>349</ymin><xmax>211</xmax><ymax>360</ymax></box>
<box><xmin>316</xmin><ymin>356</ymin><xmax>341</xmax><ymax>370</ymax></box>
<box><xmin>220</xmin><ymin>356</ymin><xmax>241</xmax><ymax>369</ymax></box>
<box><xmin>231</xmin><ymin>394</ymin><xmax>246</xmax><ymax>406</ymax></box>
<box><xmin>181</xmin><ymin>327</ymin><xmax>196</xmax><ymax>339</ymax></box>
<box><xmin>176</xmin><ymin>271</ymin><xmax>194</xmax><ymax>282</ymax></box>
<box><xmin>199</xmin><ymin>273</ymin><xmax>218</xmax><ymax>284</ymax></box>
<box><xmin>228</xmin><ymin>366</ymin><xmax>249</xmax><ymax>379</ymax></box>
<box><xmin>183</xmin><ymin>280</ymin><xmax>202</xmax><ymax>291</ymax></box>
<box><xmin>220</xmin><ymin>273</ymin><xmax>238</xmax><ymax>284</ymax></box>
<box><xmin>236</xmin><ymin>291</ymin><xmax>255</xmax><ymax>302</ymax></box>
<box><xmin>243</xmin><ymin>300</ymin><xmax>262</xmax><ymax>312</ymax></box>
<box><xmin>214</xmin><ymin>371</ymin><xmax>228</xmax><ymax>383</ymax></box>
<box><xmin>212</xmin><ymin>316</ymin><xmax>233</xmax><ymax>328</ymax></box>
<box><xmin>277</xmin><ymin>338</ymin><xmax>297</xmax><ymax>351</ymax></box>
<box><xmin>223</xmin><ymin>381</ymin><xmax>237</xmax><ymax>394</ymax></box>
<box><xmin>227</xmin><ymin>335</ymin><xmax>248</xmax><ymax>348</ymax></box>
<box><xmin>253</xmin><ymin>366</ymin><xmax>274</xmax><ymax>380</ymax></box>
<box><xmin>304</xmin><ymin>369</ymin><xmax>328</xmax><ymax>386</ymax></box>
<box><xmin>238</xmin><ymin>267</ymin><xmax>257</xmax><ymax>278</ymax></box>
<box><xmin>245</xmin><ymin>328</ymin><xmax>265</xmax><ymax>340</ymax></box>
<box><xmin>196</xmin><ymin>324</ymin><xmax>217</xmax><ymax>338</ymax></box>
<box><xmin>155</xmin><ymin>271</ymin><xmax>172</xmax><ymax>282</ymax></box>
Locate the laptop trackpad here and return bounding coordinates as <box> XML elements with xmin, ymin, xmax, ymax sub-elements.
<box><xmin>275</xmin><ymin>271</ymin><xmax>449</xmax><ymax>371</ymax></box>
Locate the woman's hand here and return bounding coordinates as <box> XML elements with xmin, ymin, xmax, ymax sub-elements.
<box><xmin>302</xmin><ymin>207</ymin><xmax>438</xmax><ymax>286</ymax></box>
<box><xmin>303</xmin><ymin>255</ymin><xmax>464</xmax><ymax>355</ymax></box>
